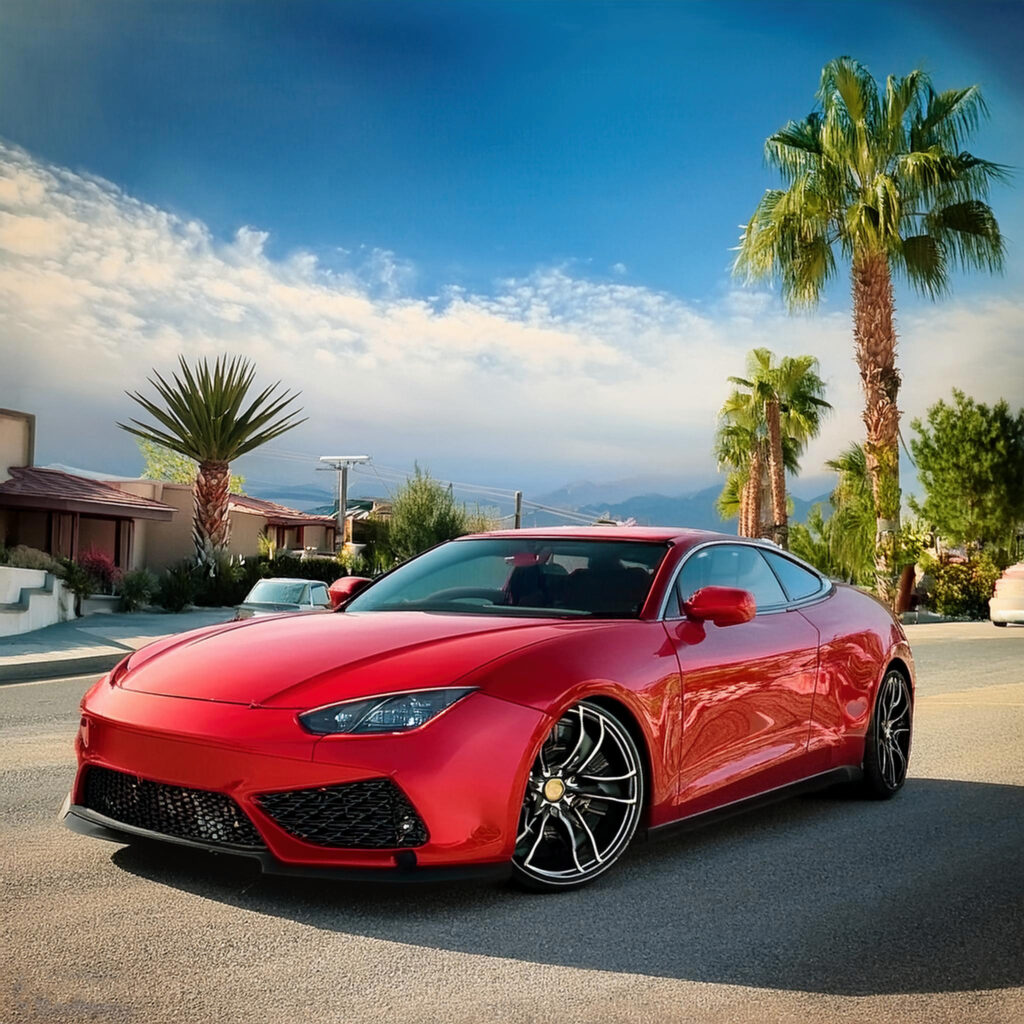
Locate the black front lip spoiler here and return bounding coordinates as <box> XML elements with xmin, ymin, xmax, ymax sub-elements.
<box><xmin>59</xmin><ymin>796</ymin><xmax>511</xmax><ymax>884</ymax></box>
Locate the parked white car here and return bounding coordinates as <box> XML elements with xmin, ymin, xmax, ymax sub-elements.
<box><xmin>990</xmin><ymin>563</ymin><xmax>1024</xmax><ymax>626</ymax></box>
<box><xmin>234</xmin><ymin>578</ymin><xmax>334</xmax><ymax>620</ymax></box>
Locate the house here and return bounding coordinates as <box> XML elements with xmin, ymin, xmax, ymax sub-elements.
<box><xmin>1</xmin><ymin>411</ymin><xmax>175</xmax><ymax>569</ymax></box>
<box><xmin>0</xmin><ymin>408</ymin><xmax>337</xmax><ymax>572</ymax></box>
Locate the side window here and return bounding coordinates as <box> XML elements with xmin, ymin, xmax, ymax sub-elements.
<box><xmin>675</xmin><ymin>544</ymin><xmax>787</xmax><ymax>613</ymax></box>
<box><xmin>763</xmin><ymin>551</ymin><xmax>824</xmax><ymax>601</ymax></box>
<box><xmin>311</xmin><ymin>584</ymin><xmax>331</xmax><ymax>607</ymax></box>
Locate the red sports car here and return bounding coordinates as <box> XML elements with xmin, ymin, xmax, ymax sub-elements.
<box><xmin>63</xmin><ymin>528</ymin><xmax>915</xmax><ymax>891</ymax></box>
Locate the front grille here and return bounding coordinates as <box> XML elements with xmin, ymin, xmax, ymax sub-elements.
<box><xmin>256</xmin><ymin>779</ymin><xmax>428</xmax><ymax>849</ymax></box>
<box><xmin>83</xmin><ymin>766</ymin><xmax>265</xmax><ymax>850</ymax></box>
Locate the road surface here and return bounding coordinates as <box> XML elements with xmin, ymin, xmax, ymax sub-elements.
<box><xmin>2</xmin><ymin>622</ymin><xmax>1022</xmax><ymax>1023</ymax></box>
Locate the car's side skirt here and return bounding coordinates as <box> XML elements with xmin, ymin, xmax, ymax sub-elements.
<box><xmin>642</xmin><ymin>765</ymin><xmax>863</xmax><ymax>843</ymax></box>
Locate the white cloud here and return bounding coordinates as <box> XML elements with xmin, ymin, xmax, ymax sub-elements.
<box><xmin>1</xmin><ymin>140</ymin><xmax>1022</xmax><ymax>494</ymax></box>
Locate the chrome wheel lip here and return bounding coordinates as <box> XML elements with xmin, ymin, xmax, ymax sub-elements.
<box><xmin>513</xmin><ymin>702</ymin><xmax>642</xmax><ymax>887</ymax></box>
<box><xmin>876</xmin><ymin>671</ymin><xmax>912</xmax><ymax>790</ymax></box>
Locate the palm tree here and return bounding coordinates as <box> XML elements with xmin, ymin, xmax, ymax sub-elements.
<box><xmin>714</xmin><ymin>399</ymin><xmax>765</xmax><ymax>538</ymax></box>
<box><xmin>826</xmin><ymin>442</ymin><xmax>877</xmax><ymax>582</ymax></box>
<box><xmin>119</xmin><ymin>356</ymin><xmax>305</xmax><ymax>565</ymax></box>
<box><xmin>714</xmin><ymin>384</ymin><xmax>806</xmax><ymax>539</ymax></box>
<box><xmin>727</xmin><ymin>348</ymin><xmax>830</xmax><ymax>549</ymax></box>
<box><xmin>735</xmin><ymin>57</ymin><xmax>1005</xmax><ymax>598</ymax></box>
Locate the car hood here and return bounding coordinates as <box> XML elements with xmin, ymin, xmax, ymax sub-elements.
<box><xmin>119</xmin><ymin>611</ymin><xmax>586</xmax><ymax>709</ymax></box>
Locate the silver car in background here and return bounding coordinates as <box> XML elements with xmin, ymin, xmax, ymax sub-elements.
<box><xmin>234</xmin><ymin>578</ymin><xmax>335</xmax><ymax>619</ymax></box>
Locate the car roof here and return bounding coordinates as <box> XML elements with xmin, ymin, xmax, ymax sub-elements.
<box><xmin>255</xmin><ymin>578</ymin><xmax>316</xmax><ymax>584</ymax></box>
<box><xmin>457</xmin><ymin>526</ymin><xmax>740</xmax><ymax>549</ymax></box>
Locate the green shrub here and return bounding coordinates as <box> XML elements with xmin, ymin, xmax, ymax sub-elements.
<box><xmin>120</xmin><ymin>569</ymin><xmax>158</xmax><ymax>612</ymax></box>
<box><xmin>156</xmin><ymin>561</ymin><xmax>201</xmax><ymax>612</ymax></box>
<box><xmin>60</xmin><ymin>560</ymin><xmax>96</xmax><ymax>615</ymax></box>
<box><xmin>264</xmin><ymin>555</ymin><xmax>345</xmax><ymax>585</ymax></box>
<box><xmin>193</xmin><ymin>554</ymin><xmax>256</xmax><ymax>607</ymax></box>
<box><xmin>6</xmin><ymin>545</ymin><xmax>66</xmax><ymax>575</ymax></box>
<box><xmin>932</xmin><ymin>556</ymin><xmax>1001</xmax><ymax>619</ymax></box>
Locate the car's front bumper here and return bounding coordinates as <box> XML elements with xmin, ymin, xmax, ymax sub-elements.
<box><xmin>67</xmin><ymin>679</ymin><xmax>550</xmax><ymax>876</ymax></box>
<box><xmin>59</xmin><ymin>794</ymin><xmax>511</xmax><ymax>882</ymax></box>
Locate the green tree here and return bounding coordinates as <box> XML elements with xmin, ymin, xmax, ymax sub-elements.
<box><xmin>735</xmin><ymin>57</ymin><xmax>1006</xmax><ymax>600</ymax></box>
<box><xmin>909</xmin><ymin>390</ymin><xmax>1024</xmax><ymax>552</ymax></box>
<box><xmin>119</xmin><ymin>356</ymin><xmax>304</xmax><ymax>565</ymax></box>
<box><xmin>388</xmin><ymin>466</ymin><xmax>470</xmax><ymax>562</ymax></box>
<box><xmin>136</xmin><ymin>438</ymin><xmax>246</xmax><ymax>494</ymax></box>
<box><xmin>726</xmin><ymin>348</ymin><xmax>830</xmax><ymax>548</ymax></box>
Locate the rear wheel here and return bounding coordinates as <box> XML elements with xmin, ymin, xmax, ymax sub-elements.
<box><xmin>993</xmin><ymin>620</ymin><xmax>1007</xmax><ymax>627</ymax></box>
<box><xmin>511</xmin><ymin>701</ymin><xmax>643</xmax><ymax>892</ymax></box>
<box><xmin>861</xmin><ymin>668</ymin><xmax>913</xmax><ymax>799</ymax></box>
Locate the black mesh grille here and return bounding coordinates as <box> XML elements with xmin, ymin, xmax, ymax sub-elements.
<box><xmin>256</xmin><ymin>779</ymin><xmax>428</xmax><ymax>848</ymax></box>
<box><xmin>83</xmin><ymin>766</ymin><xmax>265</xmax><ymax>849</ymax></box>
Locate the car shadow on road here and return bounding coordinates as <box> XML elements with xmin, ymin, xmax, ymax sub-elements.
<box><xmin>111</xmin><ymin>776</ymin><xmax>1024</xmax><ymax>996</ymax></box>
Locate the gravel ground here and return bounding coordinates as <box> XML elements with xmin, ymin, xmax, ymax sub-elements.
<box><xmin>1</xmin><ymin>622</ymin><xmax>1022</xmax><ymax>1024</ymax></box>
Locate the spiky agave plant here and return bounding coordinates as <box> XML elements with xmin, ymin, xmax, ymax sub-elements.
<box><xmin>735</xmin><ymin>56</ymin><xmax>1005</xmax><ymax>599</ymax></box>
<box><xmin>119</xmin><ymin>356</ymin><xmax>305</xmax><ymax>566</ymax></box>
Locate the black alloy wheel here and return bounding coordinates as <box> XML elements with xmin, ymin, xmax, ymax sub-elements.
<box><xmin>512</xmin><ymin>701</ymin><xmax>643</xmax><ymax>892</ymax></box>
<box><xmin>862</xmin><ymin>668</ymin><xmax>913</xmax><ymax>798</ymax></box>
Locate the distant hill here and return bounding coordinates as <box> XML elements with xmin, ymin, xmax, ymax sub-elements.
<box><xmin>573</xmin><ymin>485</ymin><xmax>831</xmax><ymax>531</ymax></box>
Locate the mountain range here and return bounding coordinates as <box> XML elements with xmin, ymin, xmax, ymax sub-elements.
<box><xmin>244</xmin><ymin>477</ymin><xmax>831</xmax><ymax>531</ymax></box>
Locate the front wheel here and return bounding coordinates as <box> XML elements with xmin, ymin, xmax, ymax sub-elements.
<box><xmin>512</xmin><ymin>701</ymin><xmax>643</xmax><ymax>892</ymax></box>
<box><xmin>861</xmin><ymin>668</ymin><xmax>913</xmax><ymax>799</ymax></box>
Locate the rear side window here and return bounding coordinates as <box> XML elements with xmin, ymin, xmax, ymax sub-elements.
<box><xmin>311</xmin><ymin>584</ymin><xmax>331</xmax><ymax>607</ymax></box>
<box><xmin>675</xmin><ymin>544</ymin><xmax>786</xmax><ymax>613</ymax></box>
<box><xmin>763</xmin><ymin>552</ymin><xmax>825</xmax><ymax>601</ymax></box>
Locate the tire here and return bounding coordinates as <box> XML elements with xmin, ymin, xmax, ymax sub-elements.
<box><xmin>511</xmin><ymin>701</ymin><xmax>644</xmax><ymax>892</ymax></box>
<box><xmin>993</xmin><ymin>620</ymin><xmax>1008</xmax><ymax>627</ymax></box>
<box><xmin>860</xmin><ymin>668</ymin><xmax>913</xmax><ymax>799</ymax></box>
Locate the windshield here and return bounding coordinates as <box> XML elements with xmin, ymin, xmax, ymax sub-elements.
<box><xmin>245</xmin><ymin>580</ymin><xmax>308</xmax><ymax>605</ymax></box>
<box><xmin>347</xmin><ymin>538</ymin><xmax>668</xmax><ymax>618</ymax></box>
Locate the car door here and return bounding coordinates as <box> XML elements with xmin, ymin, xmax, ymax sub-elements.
<box><xmin>664</xmin><ymin>543</ymin><xmax>820</xmax><ymax>817</ymax></box>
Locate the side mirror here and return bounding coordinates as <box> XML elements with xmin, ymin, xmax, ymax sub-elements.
<box><xmin>683</xmin><ymin>586</ymin><xmax>756</xmax><ymax>627</ymax></box>
<box><xmin>328</xmin><ymin>576</ymin><xmax>373</xmax><ymax>609</ymax></box>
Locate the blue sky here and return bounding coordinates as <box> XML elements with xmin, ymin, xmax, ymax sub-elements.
<box><xmin>2</xmin><ymin>0</ymin><xmax>1023</xmax><ymax>501</ymax></box>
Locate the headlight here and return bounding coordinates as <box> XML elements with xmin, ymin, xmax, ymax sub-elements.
<box><xmin>299</xmin><ymin>687</ymin><xmax>475</xmax><ymax>735</ymax></box>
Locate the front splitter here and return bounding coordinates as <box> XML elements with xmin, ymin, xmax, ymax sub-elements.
<box><xmin>59</xmin><ymin>795</ymin><xmax>511</xmax><ymax>884</ymax></box>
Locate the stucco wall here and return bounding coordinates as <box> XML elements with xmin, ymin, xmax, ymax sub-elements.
<box><xmin>0</xmin><ymin>410</ymin><xmax>33</xmax><ymax>482</ymax></box>
<box><xmin>228</xmin><ymin>513</ymin><xmax>266</xmax><ymax>562</ymax></box>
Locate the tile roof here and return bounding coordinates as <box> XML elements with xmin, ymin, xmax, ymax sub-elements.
<box><xmin>228</xmin><ymin>493</ymin><xmax>336</xmax><ymax>527</ymax></box>
<box><xmin>0</xmin><ymin>467</ymin><xmax>175</xmax><ymax>520</ymax></box>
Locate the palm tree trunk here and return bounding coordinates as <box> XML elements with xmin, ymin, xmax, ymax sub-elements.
<box><xmin>193</xmin><ymin>460</ymin><xmax>232</xmax><ymax>565</ymax></box>
<box><xmin>765</xmin><ymin>398</ymin><xmax>787</xmax><ymax>548</ymax></box>
<box><xmin>852</xmin><ymin>251</ymin><xmax>901</xmax><ymax>606</ymax></box>
<box><xmin>746</xmin><ymin>446</ymin><xmax>764</xmax><ymax>539</ymax></box>
<box><xmin>737</xmin><ymin>471</ymin><xmax>748</xmax><ymax>537</ymax></box>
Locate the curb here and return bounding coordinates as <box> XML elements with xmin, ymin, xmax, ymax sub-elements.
<box><xmin>0</xmin><ymin>652</ymin><xmax>125</xmax><ymax>686</ymax></box>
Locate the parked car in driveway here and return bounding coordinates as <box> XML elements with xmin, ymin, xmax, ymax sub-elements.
<box><xmin>990</xmin><ymin>562</ymin><xmax>1024</xmax><ymax>626</ymax></box>
<box><xmin>234</xmin><ymin>578</ymin><xmax>334</xmax><ymax>619</ymax></box>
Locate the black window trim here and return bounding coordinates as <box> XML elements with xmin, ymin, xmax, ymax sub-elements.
<box><xmin>660</xmin><ymin>539</ymin><xmax>834</xmax><ymax>621</ymax></box>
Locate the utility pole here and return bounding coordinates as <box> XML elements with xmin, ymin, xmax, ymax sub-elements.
<box><xmin>513</xmin><ymin>490</ymin><xmax>522</xmax><ymax>529</ymax></box>
<box><xmin>318</xmin><ymin>455</ymin><xmax>370</xmax><ymax>551</ymax></box>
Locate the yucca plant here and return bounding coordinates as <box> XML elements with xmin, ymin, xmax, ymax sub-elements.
<box><xmin>119</xmin><ymin>356</ymin><xmax>305</xmax><ymax>565</ymax></box>
<box><xmin>735</xmin><ymin>57</ymin><xmax>1005</xmax><ymax>599</ymax></box>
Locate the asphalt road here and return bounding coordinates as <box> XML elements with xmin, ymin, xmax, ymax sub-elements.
<box><xmin>2</xmin><ymin>622</ymin><xmax>1022</xmax><ymax>1024</ymax></box>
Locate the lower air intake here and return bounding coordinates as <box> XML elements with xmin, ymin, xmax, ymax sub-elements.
<box><xmin>257</xmin><ymin>779</ymin><xmax>429</xmax><ymax>848</ymax></box>
<box><xmin>83</xmin><ymin>766</ymin><xmax>265</xmax><ymax>849</ymax></box>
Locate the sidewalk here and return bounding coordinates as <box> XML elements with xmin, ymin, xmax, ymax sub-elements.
<box><xmin>0</xmin><ymin>608</ymin><xmax>236</xmax><ymax>684</ymax></box>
